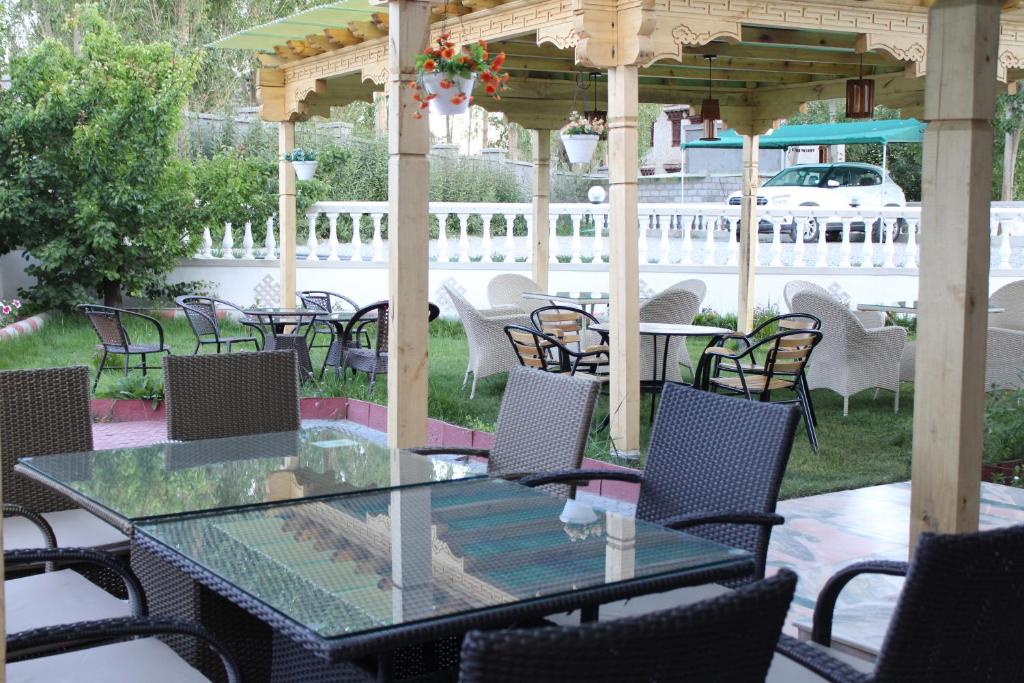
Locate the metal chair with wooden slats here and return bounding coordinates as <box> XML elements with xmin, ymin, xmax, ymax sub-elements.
<box><xmin>695</xmin><ymin>326</ymin><xmax>823</xmax><ymax>452</ymax></box>
<box><xmin>504</xmin><ymin>325</ymin><xmax>609</xmax><ymax>383</ymax></box>
<box><xmin>529</xmin><ymin>305</ymin><xmax>609</xmax><ymax>370</ymax></box>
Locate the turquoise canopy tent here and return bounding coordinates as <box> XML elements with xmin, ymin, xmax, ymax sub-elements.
<box><xmin>680</xmin><ymin>119</ymin><xmax>926</xmax><ymax>149</ymax></box>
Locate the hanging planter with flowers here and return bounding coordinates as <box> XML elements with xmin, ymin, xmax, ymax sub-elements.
<box><xmin>408</xmin><ymin>34</ymin><xmax>508</xmax><ymax>117</ymax></box>
<box><xmin>560</xmin><ymin>111</ymin><xmax>606</xmax><ymax>164</ymax></box>
<box><xmin>284</xmin><ymin>148</ymin><xmax>318</xmax><ymax>181</ymax></box>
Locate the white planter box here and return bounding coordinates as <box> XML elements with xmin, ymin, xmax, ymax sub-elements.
<box><xmin>292</xmin><ymin>160</ymin><xmax>318</xmax><ymax>181</ymax></box>
<box><xmin>561</xmin><ymin>134</ymin><xmax>600</xmax><ymax>164</ymax></box>
<box><xmin>422</xmin><ymin>73</ymin><xmax>475</xmax><ymax>116</ymax></box>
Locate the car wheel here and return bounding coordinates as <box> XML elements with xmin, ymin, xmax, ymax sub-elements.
<box><xmin>801</xmin><ymin>219</ymin><xmax>820</xmax><ymax>243</ymax></box>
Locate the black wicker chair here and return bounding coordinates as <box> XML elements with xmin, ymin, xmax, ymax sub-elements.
<box><xmin>0</xmin><ymin>367</ymin><xmax>128</xmax><ymax>566</ymax></box>
<box><xmin>459</xmin><ymin>569</ymin><xmax>797</xmax><ymax>682</ymax></box>
<box><xmin>175</xmin><ymin>295</ymin><xmax>264</xmax><ymax>353</ymax></box>
<box><xmin>775</xmin><ymin>524</ymin><xmax>1024</xmax><ymax>682</ymax></box>
<box><xmin>298</xmin><ymin>290</ymin><xmax>363</xmax><ymax>355</ymax></box>
<box><xmin>7</xmin><ymin>616</ymin><xmax>241</xmax><ymax>682</ymax></box>
<box><xmin>521</xmin><ymin>383</ymin><xmax>800</xmax><ymax>585</ymax></box>
<box><xmin>411</xmin><ymin>365</ymin><xmax>601</xmax><ymax>497</ymax></box>
<box><xmin>77</xmin><ymin>304</ymin><xmax>171</xmax><ymax>390</ymax></box>
<box><xmin>163</xmin><ymin>350</ymin><xmax>301</xmax><ymax>441</ymax></box>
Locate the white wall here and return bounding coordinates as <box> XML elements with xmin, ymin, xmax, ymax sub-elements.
<box><xmin>0</xmin><ymin>251</ymin><xmax>35</xmax><ymax>302</ymax></box>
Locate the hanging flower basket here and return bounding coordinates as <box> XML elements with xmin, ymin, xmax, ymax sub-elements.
<box><xmin>560</xmin><ymin>111</ymin><xmax>606</xmax><ymax>164</ymax></box>
<box><xmin>407</xmin><ymin>34</ymin><xmax>508</xmax><ymax>118</ymax></box>
<box><xmin>284</xmin><ymin>148</ymin><xmax>318</xmax><ymax>181</ymax></box>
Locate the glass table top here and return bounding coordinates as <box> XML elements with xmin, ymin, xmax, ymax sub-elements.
<box><xmin>523</xmin><ymin>291</ymin><xmax>611</xmax><ymax>302</ymax></box>
<box><xmin>137</xmin><ymin>478</ymin><xmax>750</xmax><ymax>641</ymax></box>
<box><xmin>17</xmin><ymin>426</ymin><xmax>485</xmax><ymax>527</ymax></box>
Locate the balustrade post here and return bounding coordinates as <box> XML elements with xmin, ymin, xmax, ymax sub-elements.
<box><xmin>727</xmin><ymin>217</ymin><xmax>739</xmax><ymax>266</ymax></box>
<box><xmin>816</xmin><ymin>215</ymin><xmax>827</xmax><ymax>266</ymax></box>
<box><xmin>999</xmin><ymin>219</ymin><xmax>1012</xmax><ymax>269</ymax></box>
<box><xmin>524</xmin><ymin>215</ymin><xmax>532</xmax><ymax>263</ymax></box>
<box><xmin>704</xmin><ymin>214</ymin><xmax>715</xmax><ymax>265</ymax></box>
<box><xmin>638</xmin><ymin>214</ymin><xmax>649</xmax><ymax>264</ymax></box>
<box><xmin>769</xmin><ymin>219</ymin><xmax>782</xmax><ymax>267</ymax></box>
<box><xmin>861</xmin><ymin>214</ymin><xmax>874</xmax><ymax>269</ymax></box>
<box><xmin>658</xmin><ymin>212</ymin><xmax>671</xmax><ymax>264</ymax></box>
<box><xmin>264</xmin><ymin>217</ymin><xmax>277</xmax><ymax>259</ymax></box>
<box><xmin>503</xmin><ymin>213</ymin><xmax>516</xmax><ymax>262</ymax></box>
<box><xmin>548</xmin><ymin>213</ymin><xmax>558</xmax><ymax>263</ymax></box>
<box><xmin>350</xmin><ymin>213</ymin><xmax>364</xmax><ymax>261</ymax></box>
<box><xmin>305</xmin><ymin>213</ymin><xmax>318</xmax><ymax>261</ymax></box>
<box><xmin>884</xmin><ymin>216</ymin><xmax>897</xmax><ymax>268</ymax></box>
<box><xmin>457</xmin><ymin>213</ymin><xmax>470</xmax><ymax>262</ymax></box>
<box><xmin>222</xmin><ymin>222</ymin><xmax>235</xmax><ymax>259</ymax></box>
<box><xmin>906</xmin><ymin>220</ymin><xmax>919</xmax><ymax>269</ymax></box>
<box><xmin>793</xmin><ymin>216</ymin><xmax>806</xmax><ymax>267</ymax></box>
<box><xmin>839</xmin><ymin>220</ymin><xmax>852</xmax><ymax>268</ymax></box>
<box><xmin>680</xmin><ymin>212</ymin><xmax>692</xmax><ymax>265</ymax></box>
<box><xmin>371</xmin><ymin>213</ymin><xmax>385</xmax><ymax>262</ymax></box>
<box><xmin>437</xmin><ymin>213</ymin><xmax>450</xmax><ymax>262</ymax></box>
<box><xmin>480</xmin><ymin>213</ymin><xmax>493</xmax><ymax>263</ymax></box>
<box><xmin>327</xmin><ymin>213</ymin><xmax>341</xmax><ymax>261</ymax></box>
<box><xmin>242</xmin><ymin>221</ymin><xmax>255</xmax><ymax>259</ymax></box>
<box><xmin>201</xmin><ymin>226</ymin><xmax>213</xmax><ymax>258</ymax></box>
<box><xmin>570</xmin><ymin>213</ymin><xmax>582</xmax><ymax>263</ymax></box>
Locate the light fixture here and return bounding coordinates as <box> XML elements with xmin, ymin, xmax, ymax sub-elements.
<box><xmin>699</xmin><ymin>55</ymin><xmax>720</xmax><ymax>141</ymax></box>
<box><xmin>582</xmin><ymin>72</ymin><xmax>606</xmax><ymax>125</ymax></box>
<box><xmin>845</xmin><ymin>53</ymin><xmax>875</xmax><ymax>119</ymax></box>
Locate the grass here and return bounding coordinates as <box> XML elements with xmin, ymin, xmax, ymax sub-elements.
<box><xmin>1</xmin><ymin>313</ymin><xmax>915</xmax><ymax>499</ymax></box>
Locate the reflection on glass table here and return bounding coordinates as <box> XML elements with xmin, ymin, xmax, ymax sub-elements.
<box><xmin>136</xmin><ymin>478</ymin><xmax>752</xmax><ymax>668</ymax></box>
<box><xmin>17</xmin><ymin>426</ymin><xmax>486</xmax><ymax>533</ymax></box>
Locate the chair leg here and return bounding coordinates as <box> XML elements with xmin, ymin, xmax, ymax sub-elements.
<box><xmin>801</xmin><ymin>375</ymin><xmax>818</xmax><ymax>426</ymax></box>
<box><xmin>141</xmin><ymin>354</ymin><xmax>147</xmax><ymax>376</ymax></box>
<box><xmin>93</xmin><ymin>350</ymin><xmax>108</xmax><ymax>391</ymax></box>
<box><xmin>798</xmin><ymin>385</ymin><xmax>819</xmax><ymax>453</ymax></box>
<box><xmin>462</xmin><ymin>366</ymin><xmax>471</xmax><ymax>390</ymax></box>
<box><xmin>470</xmin><ymin>375</ymin><xmax>478</xmax><ymax>400</ymax></box>
<box><xmin>192</xmin><ymin>341</ymin><xmax>200</xmax><ymax>355</ymax></box>
<box><xmin>894</xmin><ymin>385</ymin><xmax>900</xmax><ymax>413</ymax></box>
<box><xmin>216</xmin><ymin>341</ymin><xmax>222</xmax><ymax>354</ymax></box>
<box><xmin>123</xmin><ymin>353</ymin><xmax>130</xmax><ymax>377</ymax></box>
<box><xmin>843</xmin><ymin>396</ymin><xmax>849</xmax><ymax>417</ymax></box>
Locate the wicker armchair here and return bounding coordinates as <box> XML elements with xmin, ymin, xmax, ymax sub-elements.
<box><xmin>77</xmin><ymin>304</ymin><xmax>171</xmax><ymax>390</ymax></box>
<box><xmin>774</xmin><ymin>524</ymin><xmax>1024</xmax><ymax>682</ymax></box>
<box><xmin>7</xmin><ymin>615</ymin><xmax>241</xmax><ymax>682</ymax></box>
<box><xmin>900</xmin><ymin>326</ymin><xmax>1024</xmax><ymax>391</ymax></box>
<box><xmin>163</xmin><ymin>351</ymin><xmax>300</xmax><ymax>441</ymax></box>
<box><xmin>640</xmin><ymin>280</ymin><xmax>705</xmax><ymax>381</ymax></box>
<box><xmin>784</xmin><ymin>280</ymin><xmax>886</xmax><ymax>330</ymax></box>
<box><xmin>459</xmin><ymin>569</ymin><xmax>796</xmax><ymax>683</ymax></box>
<box><xmin>486</xmin><ymin>273</ymin><xmax>544</xmax><ymax>314</ymax></box>
<box><xmin>521</xmin><ymin>384</ymin><xmax>800</xmax><ymax>585</ymax></box>
<box><xmin>175</xmin><ymin>296</ymin><xmax>263</xmax><ymax>354</ymax></box>
<box><xmin>988</xmin><ymin>280</ymin><xmax>1024</xmax><ymax>331</ymax></box>
<box><xmin>446</xmin><ymin>285</ymin><xmax>532</xmax><ymax>399</ymax></box>
<box><xmin>791</xmin><ymin>290</ymin><xmax>906</xmax><ymax>416</ymax></box>
<box><xmin>0</xmin><ymin>367</ymin><xmax>128</xmax><ymax>555</ymax></box>
<box><xmin>411</xmin><ymin>365</ymin><xmax>600</xmax><ymax>498</ymax></box>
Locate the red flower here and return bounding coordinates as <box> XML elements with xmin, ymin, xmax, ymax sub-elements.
<box><xmin>407</xmin><ymin>81</ymin><xmax>418</xmax><ymax>89</ymax></box>
<box><xmin>440</xmin><ymin>79</ymin><xmax>453</xmax><ymax>89</ymax></box>
<box><xmin>412</xmin><ymin>92</ymin><xmax>422</xmax><ymax>101</ymax></box>
<box><xmin>484</xmin><ymin>83</ymin><xmax>497</xmax><ymax>95</ymax></box>
<box><xmin>419</xmin><ymin>101</ymin><xmax>430</xmax><ymax>109</ymax></box>
<box><xmin>500</xmin><ymin>72</ymin><xmax>510</xmax><ymax>83</ymax></box>
<box><xmin>490</xmin><ymin>52</ymin><xmax>506</xmax><ymax>71</ymax></box>
<box><xmin>480</xmin><ymin>71</ymin><xmax>494</xmax><ymax>83</ymax></box>
<box><xmin>445</xmin><ymin>41</ymin><xmax>455</xmax><ymax>48</ymax></box>
<box><xmin>441</xmin><ymin>47</ymin><xmax>455</xmax><ymax>59</ymax></box>
<box><xmin>450</xmin><ymin>94</ymin><xmax>462</xmax><ymax>104</ymax></box>
<box><xmin>426</xmin><ymin>93</ymin><xmax>438</xmax><ymax>100</ymax></box>
<box><xmin>478</xmin><ymin>39</ymin><xmax>488</xmax><ymax>49</ymax></box>
<box><xmin>422</xmin><ymin>58</ymin><xmax>436</xmax><ymax>71</ymax></box>
<box><xmin>441</xmin><ymin>32</ymin><xmax>451</xmax><ymax>40</ymax></box>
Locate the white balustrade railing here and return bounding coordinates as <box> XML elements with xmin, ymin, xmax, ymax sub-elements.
<box><xmin>193</xmin><ymin>201</ymin><xmax>1024</xmax><ymax>270</ymax></box>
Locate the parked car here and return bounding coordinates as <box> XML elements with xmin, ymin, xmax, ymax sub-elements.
<box><xmin>726</xmin><ymin>162</ymin><xmax>908</xmax><ymax>242</ymax></box>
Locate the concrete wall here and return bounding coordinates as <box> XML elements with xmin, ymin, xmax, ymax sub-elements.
<box><xmin>0</xmin><ymin>251</ymin><xmax>34</xmax><ymax>301</ymax></box>
<box><xmin>638</xmin><ymin>173</ymin><xmax>777</xmax><ymax>204</ymax></box>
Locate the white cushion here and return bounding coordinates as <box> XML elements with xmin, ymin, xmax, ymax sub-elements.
<box><xmin>4</xmin><ymin>509</ymin><xmax>128</xmax><ymax>552</ymax></box>
<box><xmin>547</xmin><ymin>584</ymin><xmax>732</xmax><ymax>626</ymax></box>
<box><xmin>7</xmin><ymin>637</ymin><xmax>212</xmax><ymax>683</ymax></box>
<box><xmin>7</xmin><ymin>569</ymin><xmax>130</xmax><ymax>634</ymax></box>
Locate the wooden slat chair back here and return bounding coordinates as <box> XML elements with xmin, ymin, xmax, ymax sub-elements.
<box><xmin>505</xmin><ymin>326</ymin><xmax>559</xmax><ymax>371</ymax></box>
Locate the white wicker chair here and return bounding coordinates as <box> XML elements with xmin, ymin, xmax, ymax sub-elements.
<box><xmin>445</xmin><ymin>285</ymin><xmax>532</xmax><ymax>399</ymax></box>
<box><xmin>901</xmin><ymin>327</ymin><xmax>1024</xmax><ymax>391</ymax></box>
<box><xmin>486</xmin><ymin>274</ymin><xmax>544</xmax><ymax>315</ymax></box>
<box><xmin>791</xmin><ymin>290</ymin><xmax>906</xmax><ymax>416</ymax></box>
<box><xmin>989</xmin><ymin>280</ymin><xmax>1024</xmax><ymax>332</ymax></box>
<box><xmin>784</xmin><ymin>280</ymin><xmax>885</xmax><ymax>330</ymax></box>
<box><xmin>639</xmin><ymin>280</ymin><xmax>705</xmax><ymax>381</ymax></box>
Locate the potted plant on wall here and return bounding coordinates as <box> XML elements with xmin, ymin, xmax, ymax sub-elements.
<box><xmin>560</xmin><ymin>111</ymin><xmax>605</xmax><ymax>164</ymax></box>
<box><xmin>285</xmin><ymin>148</ymin><xmax>318</xmax><ymax>181</ymax></box>
<box><xmin>409</xmin><ymin>34</ymin><xmax>508</xmax><ymax>117</ymax></box>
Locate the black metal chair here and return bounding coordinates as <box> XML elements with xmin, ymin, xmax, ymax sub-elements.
<box><xmin>695</xmin><ymin>323</ymin><xmax>823</xmax><ymax>452</ymax></box>
<box><xmin>458</xmin><ymin>569</ymin><xmax>797</xmax><ymax>682</ymax></box>
<box><xmin>175</xmin><ymin>295</ymin><xmax>264</xmax><ymax>354</ymax></box>
<box><xmin>522</xmin><ymin>383</ymin><xmax>800</xmax><ymax>585</ymax></box>
<box><xmin>776</xmin><ymin>524</ymin><xmax>1024</xmax><ymax>682</ymax></box>
<box><xmin>326</xmin><ymin>301</ymin><xmax>440</xmax><ymax>387</ymax></box>
<box><xmin>77</xmin><ymin>304</ymin><xmax>171</xmax><ymax>390</ymax></box>
<box><xmin>504</xmin><ymin>324</ymin><xmax>609</xmax><ymax>379</ymax></box>
<box><xmin>297</xmin><ymin>290</ymin><xmax>362</xmax><ymax>354</ymax></box>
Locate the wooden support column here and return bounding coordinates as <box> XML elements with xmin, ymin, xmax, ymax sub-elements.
<box><xmin>386</xmin><ymin>0</ymin><xmax>431</xmax><ymax>449</ymax></box>
<box><xmin>607</xmin><ymin>65</ymin><xmax>641</xmax><ymax>456</ymax></box>
<box><xmin>278</xmin><ymin>121</ymin><xmax>297</xmax><ymax>307</ymax></box>
<box><xmin>531</xmin><ymin>130</ymin><xmax>551</xmax><ymax>288</ymax></box>
<box><xmin>737</xmin><ymin>134</ymin><xmax>759</xmax><ymax>333</ymax></box>
<box><xmin>910</xmin><ymin>0</ymin><xmax>1000</xmax><ymax>546</ymax></box>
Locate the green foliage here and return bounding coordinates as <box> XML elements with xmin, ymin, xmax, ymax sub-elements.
<box><xmin>192</xmin><ymin>151</ymin><xmax>277</xmax><ymax>237</ymax></box>
<box><xmin>96</xmin><ymin>374</ymin><xmax>165</xmax><ymax>408</ymax></box>
<box><xmin>990</xmin><ymin>464</ymin><xmax>1024</xmax><ymax>488</ymax></box>
<box><xmin>983</xmin><ymin>385</ymin><xmax>1024</xmax><ymax>465</ymax></box>
<box><xmin>0</xmin><ymin>8</ymin><xmax>199</xmax><ymax>310</ymax></box>
<box><xmin>284</xmin><ymin>148</ymin><xmax>316</xmax><ymax>162</ymax></box>
<box><xmin>693</xmin><ymin>307</ymin><xmax>738</xmax><ymax>331</ymax></box>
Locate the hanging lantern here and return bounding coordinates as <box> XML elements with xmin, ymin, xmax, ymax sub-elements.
<box><xmin>845</xmin><ymin>53</ymin><xmax>875</xmax><ymax>119</ymax></box>
<box><xmin>699</xmin><ymin>56</ymin><xmax>720</xmax><ymax>141</ymax></box>
<box><xmin>582</xmin><ymin>72</ymin><xmax>607</xmax><ymax>124</ymax></box>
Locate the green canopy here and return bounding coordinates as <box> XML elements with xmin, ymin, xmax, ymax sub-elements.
<box><xmin>681</xmin><ymin>119</ymin><xmax>926</xmax><ymax>149</ymax></box>
<box><xmin>209</xmin><ymin>1</ymin><xmax>378</xmax><ymax>52</ymax></box>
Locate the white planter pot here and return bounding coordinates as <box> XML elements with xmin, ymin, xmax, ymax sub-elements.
<box><xmin>561</xmin><ymin>134</ymin><xmax>600</xmax><ymax>164</ymax></box>
<box><xmin>559</xmin><ymin>499</ymin><xmax>599</xmax><ymax>526</ymax></box>
<box><xmin>421</xmin><ymin>73</ymin><xmax>475</xmax><ymax>116</ymax></box>
<box><xmin>292</xmin><ymin>160</ymin><xmax>318</xmax><ymax>181</ymax></box>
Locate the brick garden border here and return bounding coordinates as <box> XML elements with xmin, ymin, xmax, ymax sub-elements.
<box><xmin>0</xmin><ymin>312</ymin><xmax>49</xmax><ymax>341</ymax></box>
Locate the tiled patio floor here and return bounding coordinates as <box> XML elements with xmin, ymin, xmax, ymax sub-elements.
<box><xmin>91</xmin><ymin>419</ymin><xmax>1024</xmax><ymax>658</ymax></box>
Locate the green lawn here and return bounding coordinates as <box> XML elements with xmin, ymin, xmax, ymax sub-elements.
<box><xmin>0</xmin><ymin>313</ymin><xmax>914</xmax><ymax>499</ymax></box>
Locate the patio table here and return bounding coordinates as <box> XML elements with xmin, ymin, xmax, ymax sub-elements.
<box><xmin>16</xmin><ymin>425</ymin><xmax>486</xmax><ymax>681</ymax></box>
<box><xmin>522</xmin><ymin>291</ymin><xmax>611</xmax><ymax>316</ymax></box>
<box><xmin>135</xmin><ymin>477</ymin><xmax>753</xmax><ymax>682</ymax></box>
<box><xmin>246</xmin><ymin>307</ymin><xmax>321</xmax><ymax>377</ymax></box>
<box><xmin>857</xmin><ymin>302</ymin><xmax>1005</xmax><ymax>317</ymax></box>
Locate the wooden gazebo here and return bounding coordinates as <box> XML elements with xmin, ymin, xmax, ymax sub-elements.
<box><xmin>214</xmin><ymin>0</ymin><xmax>1024</xmax><ymax>545</ymax></box>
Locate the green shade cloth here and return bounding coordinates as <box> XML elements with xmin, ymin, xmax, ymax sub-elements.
<box><xmin>209</xmin><ymin>0</ymin><xmax>379</xmax><ymax>52</ymax></box>
<box><xmin>682</xmin><ymin>119</ymin><xmax>926</xmax><ymax>149</ymax></box>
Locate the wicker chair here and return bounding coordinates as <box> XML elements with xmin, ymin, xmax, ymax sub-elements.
<box><xmin>446</xmin><ymin>285</ymin><xmax>532</xmax><ymax>399</ymax></box>
<box><xmin>297</xmin><ymin>290</ymin><xmax>361</xmax><ymax>355</ymax></box>
<box><xmin>774</xmin><ymin>524</ymin><xmax>1024</xmax><ymax>682</ymax></box>
<box><xmin>163</xmin><ymin>351</ymin><xmax>300</xmax><ymax>441</ymax></box>
<box><xmin>324</xmin><ymin>301</ymin><xmax>440</xmax><ymax>387</ymax></box>
<box><xmin>784</xmin><ymin>280</ymin><xmax>886</xmax><ymax>330</ymax></box>
<box><xmin>486</xmin><ymin>273</ymin><xmax>544</xmax><ymax>315</ymax></box>
<box><xmin>77</xmin><ymin>304</ymin><xmax>171</xmax><ymax>390</ymax></box>
<box><xmin>0</xmin><ymin>367</ymin><xmax>128</xmax><ymax>555</ymax></box>
<box><xmin>639</xmin><ymin>280</ymin><xmax>705</xmax><ymax>382</ymax></box>
<box><xmin>522</xmin><ymin>384</ymin><xmax>800</xmax><ymax>585</ymax></box>
<box><xmin>988</xmin><ymin>280</ymin><xmax>1024</xmax><ymax>331</ymax></box>
<box><xmin>411</xmin><ymin>365</ymin><xmax>600</xmax><ymax>498</ymax></box>
<box><xmin>175</xmin><ymin>296</ymin><xmax>263</xmax><ymax>354</ymax></box>
<box><xmin>458</xmin><ymin>569</ymin><xmax>797</xmax><ymax>683</ymax></box>
<box><xmin>791</xmin><ymin>290</ymin><xmax>906</xmax><ymax>416</ymax></box>
<box><xmin>900</xmin><ymin>326</ymin><xmax>1024</xmax><ymax>391</ymax></box>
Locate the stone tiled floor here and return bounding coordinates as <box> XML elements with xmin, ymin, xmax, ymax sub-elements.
<box><xmin>90</xmin><ymin>418</ymin><xmax>1024</xmax><ymax>658</ymax></box>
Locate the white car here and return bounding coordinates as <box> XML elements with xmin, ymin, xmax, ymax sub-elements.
<box><xmin>726</xmin><ymin>162</ymin><xmax>907</xmax><ymax>242</ymax></box>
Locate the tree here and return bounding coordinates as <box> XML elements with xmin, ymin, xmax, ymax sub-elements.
<box><xmin>995</xmin><ymin>86</ymin><xmax>1024</xmax><ymax>201</ymax></box>
<box><xmin>0</xmin><ymin>7</ymin><xmax>200</xmax><ymax>309</ymax></box>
